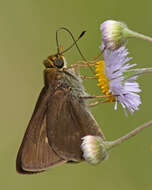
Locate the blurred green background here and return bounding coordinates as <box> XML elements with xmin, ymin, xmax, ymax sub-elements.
<box><xmin>1</xmin><ymin>0</ymin><xmax>152</xmax><ymax>189</ymax></box>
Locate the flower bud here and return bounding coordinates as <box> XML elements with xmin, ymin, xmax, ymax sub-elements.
<box><xmin>100</xmin><ymin>20</ymin><xmax>127</xmax><ymax>50</ymax></box>
<box><xmin>100</xmin><ymin>20</ymin><xmax>152</xmax><ymax>50</ymax></box>
<box><xmin>81</xmin><ymin>135</ymin><xmax>109</xmax><ymax>164</ymax></box>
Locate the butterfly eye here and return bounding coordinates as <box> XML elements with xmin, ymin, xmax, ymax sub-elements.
<box><xmin>53</xmin><ymin>56</ymin><xmax>64</xmax><ymax>68</ymax></box>
<box><xmin>43</xmin><ymin>55</ymin><xmax>64</xmax><ymax>68</ymax></box>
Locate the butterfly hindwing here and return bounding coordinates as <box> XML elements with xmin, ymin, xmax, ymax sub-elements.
<box><xmin>46</xmin><ymin>88</ymin><xmax>104</xmax><ymax>162</ymax></box>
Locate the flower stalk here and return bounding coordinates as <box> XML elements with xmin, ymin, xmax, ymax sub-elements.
<box><xmin>107</xmin><ymin>120</ymin><xmax>152</xmax><ymax>150</ymax></box>
<box><xmin>123</xmin><ymin>28</ymin><xmax>152</xmax><ymax>43</ymax></box>
<box><xmin>124</xmin><ymin>68</ymin><xmax>152</xmax><ymax>80</ymax></box>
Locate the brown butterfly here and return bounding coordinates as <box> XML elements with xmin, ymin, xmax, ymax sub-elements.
<box><xmin>16</xmin><ymin>28</ymin><xmax>105</xmax><ymax>174</ymax></box>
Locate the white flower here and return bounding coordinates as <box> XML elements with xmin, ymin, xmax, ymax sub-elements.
<box><xmin>96</xmin><ymin>46</ymin><xmax>141</xmax><ymax>114</ymax></box>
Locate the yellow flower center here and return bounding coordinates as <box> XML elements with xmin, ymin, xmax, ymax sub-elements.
<box><xmin>95</xmin><ymin>60</ymin><xmax>115</xmax><ymax>102</ymax></box>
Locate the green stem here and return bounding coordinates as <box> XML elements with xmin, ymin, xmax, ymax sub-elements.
<box><xmin>130</xmin><ymin>68</ymin><xmax>152</xmax><ymax>75</ymax></box>
<box><xmin>123</xmin><ymin>68</ymin><xmax>152</xmax><ymax>80</ymax></box>
<box><xmin>106</xmin><ymin>120</ymin><xmax>152</xmax><ymax>150</ymax></box>
<box><xmin>124</xmin><ymin>28</ymin><xmax>152</xmax><ymax>43</ymax></box>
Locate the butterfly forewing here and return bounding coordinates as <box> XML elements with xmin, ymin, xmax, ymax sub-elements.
<box><xmin>16</xmin><ymin>87</ymin><xmax>65</xmax><ymax>174</ymax></box>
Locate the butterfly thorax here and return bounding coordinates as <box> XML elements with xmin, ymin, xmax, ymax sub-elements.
<box><xmin>44</xmin><ymin>68</ymin><xmax>87</xmax><ymax>100</ymax></box>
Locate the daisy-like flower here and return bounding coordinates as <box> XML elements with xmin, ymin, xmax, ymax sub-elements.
<box><xmin>96</xmin><ymin>46</ymin><xmax>141</xmax><ymax>114</ymax></box>
<box><xmin>100</xmin><ymin>20</ymin><xmax>152</xmax><ymax>51</ymax></box>
<box><xmin>81</xmin><ymin>135</ymin><xmax>109</xmax><ymax>164</ymax></box>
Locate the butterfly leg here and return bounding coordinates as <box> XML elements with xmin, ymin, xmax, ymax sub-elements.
<box><xmin>80</xmin><ymin>76</ymin><xmax>97</xmax><ymax>79</ymax></box>
<box><xmin>79</xmin><ymin>95</ymin><xmax>115</xmax><ymax>107</ymax></box>
<box><xmin>64</xmin><ymin>61</ymin><xmax>95</xmax><ymax>75</ymax></box>
<box><xmin>88</xmin><ymin>100</ymin><xmax>108</xmax><ymax>107</ymax></box>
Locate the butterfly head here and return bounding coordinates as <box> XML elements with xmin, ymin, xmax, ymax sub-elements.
<box><xmin>43</xmin><ymin>45</ymin><xmax>67</xmax><ymax>69</ymax></box>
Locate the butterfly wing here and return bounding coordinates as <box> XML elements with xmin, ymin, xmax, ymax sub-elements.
<box><xmin>46</xmin><ymin>89</ymin><xmax>104</xmax><ymax>162</ymax></box>
<box><xmin>16</xmin><ymin>87</ymin><xmax>65</xmax><ymax>174</ymax></box>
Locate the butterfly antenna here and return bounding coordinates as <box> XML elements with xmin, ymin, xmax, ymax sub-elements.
<box><xmin>56</xmin><ymin>27</ymin><xmax>95</xmax><ymax>73</ymax></box>
<box><xmin>56</xmin><ymin>27</ymin><xmax>86</xmax><ymax>60</ymax></box>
